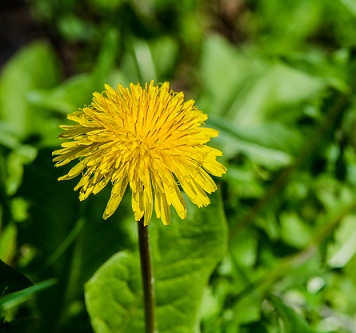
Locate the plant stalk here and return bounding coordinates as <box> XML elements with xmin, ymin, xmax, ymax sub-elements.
<box><xmin>138</xmin><ymin>217</ymin><xmax>156</xmax><ymax>333</ymax></box>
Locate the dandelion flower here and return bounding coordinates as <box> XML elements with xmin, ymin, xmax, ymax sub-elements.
<box><xmin>53</xmin><ymin>81</ymin><xmax>226</xmax><ymax>225</ymax></box>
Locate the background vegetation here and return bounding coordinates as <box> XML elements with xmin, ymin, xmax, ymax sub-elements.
<box><xmin>2</xmin><ymin>0</ymin><xmax>356</xmax><ymax>332</ymax></box>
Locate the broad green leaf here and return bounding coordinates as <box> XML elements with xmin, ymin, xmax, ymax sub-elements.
<box><xmin>0</xmin><ymin>42</ymin><xmax>60</xmax><ymax>138</ymax></box>
<box><xmin>85</xmin><ymin>191</ymin><xmax>227</xmax><ymax>333</ymax></box>
<box><xmin>223</xmin><ymin>63</ymin><xmax>323</xmax><ymax>127</ymax></box>
<box><xmin>85</xmin><ymin>251</ymin><xmax>143</xmax><ymax>332</ymax></box>
<box><xmin>200</xmin><ymin>34</ymin><xmax>324</xmax><ymax>123</ymax></box>
<box><xmin>27</xmin><ymin>73</ymin><xmax>96</xmax><ymax>114</ymax></box>
<box><xmin>208</xmin><ymin>116</ymin><xmax>293</xmax><ymax>167</ymax></box>
<box><xmin>208</xmin><ymin>117</ymin><xmax>303</xmax><ymax>155</ymax></box>
<box><xmin>200</xmin><ymin>34</ymin><xmax>258</xmax><ymax>117</ymax></box>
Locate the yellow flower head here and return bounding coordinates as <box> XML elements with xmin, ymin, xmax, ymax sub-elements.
<box><xmin>53</xmin><ymin>81</ymin><xmax>226</xmax><ymax>225</ymax></box>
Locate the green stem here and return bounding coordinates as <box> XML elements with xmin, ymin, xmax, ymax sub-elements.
<box><xmin>138</xmin><ymin>218</ymin><xmax>156</xmax><ymax>333</ymax></box>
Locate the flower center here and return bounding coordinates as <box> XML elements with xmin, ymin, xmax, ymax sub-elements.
<box><xmin>126</xmin><ymin>132</ymin><xmax>157</xmax><ymax>157</ymax></box>
<box><xmin>134</xmin><ymin>137</ymin><xmax>149</xmax><ymax>151</ymax></box>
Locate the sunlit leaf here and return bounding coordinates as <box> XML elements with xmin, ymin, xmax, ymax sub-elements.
<box><xmin>0</xmin><ymin>224</ymin><xmax>17</xmax><ymax>263</ymax></box>
<box><xmin>340</xmin><ymin>0</ymin><xmax>356</xmax><ymax>17</ymax></box>
<box><xmin>85</xmin><ymin>191</ymin><xmax>227</xmax><ymax>333</ymax></box>
<box><xmin>0</xmin><ymin>42</ymin><xmax>60</xmax><ymax>138</ymax></box>
<box><xmin>209</xmin><ymin>116</ymin><xmax>293</xmax><ymax>167</ymax></box>
<box><xmin>267</xmin><ymin>294</ymin><xmax>313</xmax><ymax>333</ymax></box>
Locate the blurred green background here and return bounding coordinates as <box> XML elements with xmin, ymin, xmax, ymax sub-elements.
<box><xmin>2</xmin><ymin>0</ymin><xmax>356</xmax><ymax>332</ymax></box>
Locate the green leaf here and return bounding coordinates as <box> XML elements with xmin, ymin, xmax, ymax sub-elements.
<box><xmin>267</xmin><ymin>294</ymin><xmax>313</xmax><ymax>333</ymax></box>
<box><xmin>0</xmin><ymin>122</ymin><xmax>21</xmax><ymax>149</ymax></box>
<box><xmin>200</xmin><ymin>34</ymin><xmax>255</xmax><ymax>117</ymax></box>
<box><xmin>58</xmin><ymin>14</ymin><xmax>94</xmax><ymax>42</ymax></box>
<box><xmin>0</xmin><ymin>42</ymin><xmax>60</xmax><ymax>138</ymax></box>
<box><xmin>6</xmin><ymin>145</ymin><xmax>38</xmax><ymax>195</ymax></box>
<box><xmin>85</xmin><ymin>191</ymin><xmax>227</xmax><ymax>333</ymax></box>
<box><xmin>0</xmin><ymin>279</ymin><xmax>56</xmax><ymax>311</ymax></box>
<box><xmin>0</xmin><ymin>224</ymin><xmax>17</xmax><ymax>263</ymax></box>
<box><xmin>233</xmin><ymin>295</ymin><xmax>262</xmax><ymax>325</ymax></box>
<box><xmin>208</xmin><ymin>116</ymin><xmax>293</xmax><ymax>167</ymax></box>
<box><xmin>85</xmin><ymin>251</ymin><xmax>142</xmax><ymax>332</ymax></box>
<box><xmin>223</xmin><ymin>63</ymin><xmax>323</xmax><ymax>126</ymax></box>
<box><xmin>92</xmin><ymin>29</ymin><xmax>120</xmax><ymax>81</ymax></box>
<box><xmin>17</xmin><ymin>149</ymin><xmax>133</xmax><ymax>332</ymax></box>
<box><xmin>200</xmin><ymin>34</ymin><xmax>324</xmax><ymax>122</ymax></box>
<box><xmin>28</xmin><ymin>29</ymin><xmax>120</xmax><ymax>115</ymax></box>
<box><xmin>280</xmin><ymin>211</ymin><xmax>312</xmax><ymax>249</ymax></box>
<box><xmin>0</xmin><ymin>259</ymin><xmax>32</xmax><ymax>297</ymax></box>
<box><xmin>149</xmin><ymin>36</ymin><xmax>179</xmax><ymax>80</ymax></box>
<box><xmin>27</xmin><ymin>74</ymin><xmax>97</xmax><ymax>114</ymax></box>
<box><xmin>328</xmin><ymin>214</ymin><xmax>356</xmax><ymax>268</ymax></box>
<box><xmin>339</xmin><ymin>0</ymin><xmax>356</xmax><ymax>17</ymax></box>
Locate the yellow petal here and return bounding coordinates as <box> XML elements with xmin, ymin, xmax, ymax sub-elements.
<box><xmin>103</xmin><ymin>177</ymin><xmax>128</xmax><ymax>219</ymax></box>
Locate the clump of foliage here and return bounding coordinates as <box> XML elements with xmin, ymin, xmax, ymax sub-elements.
<box><xmin>2</xmin><ymin>0</ymin><xmax>356</xmax><ymax>332</ymax></box>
